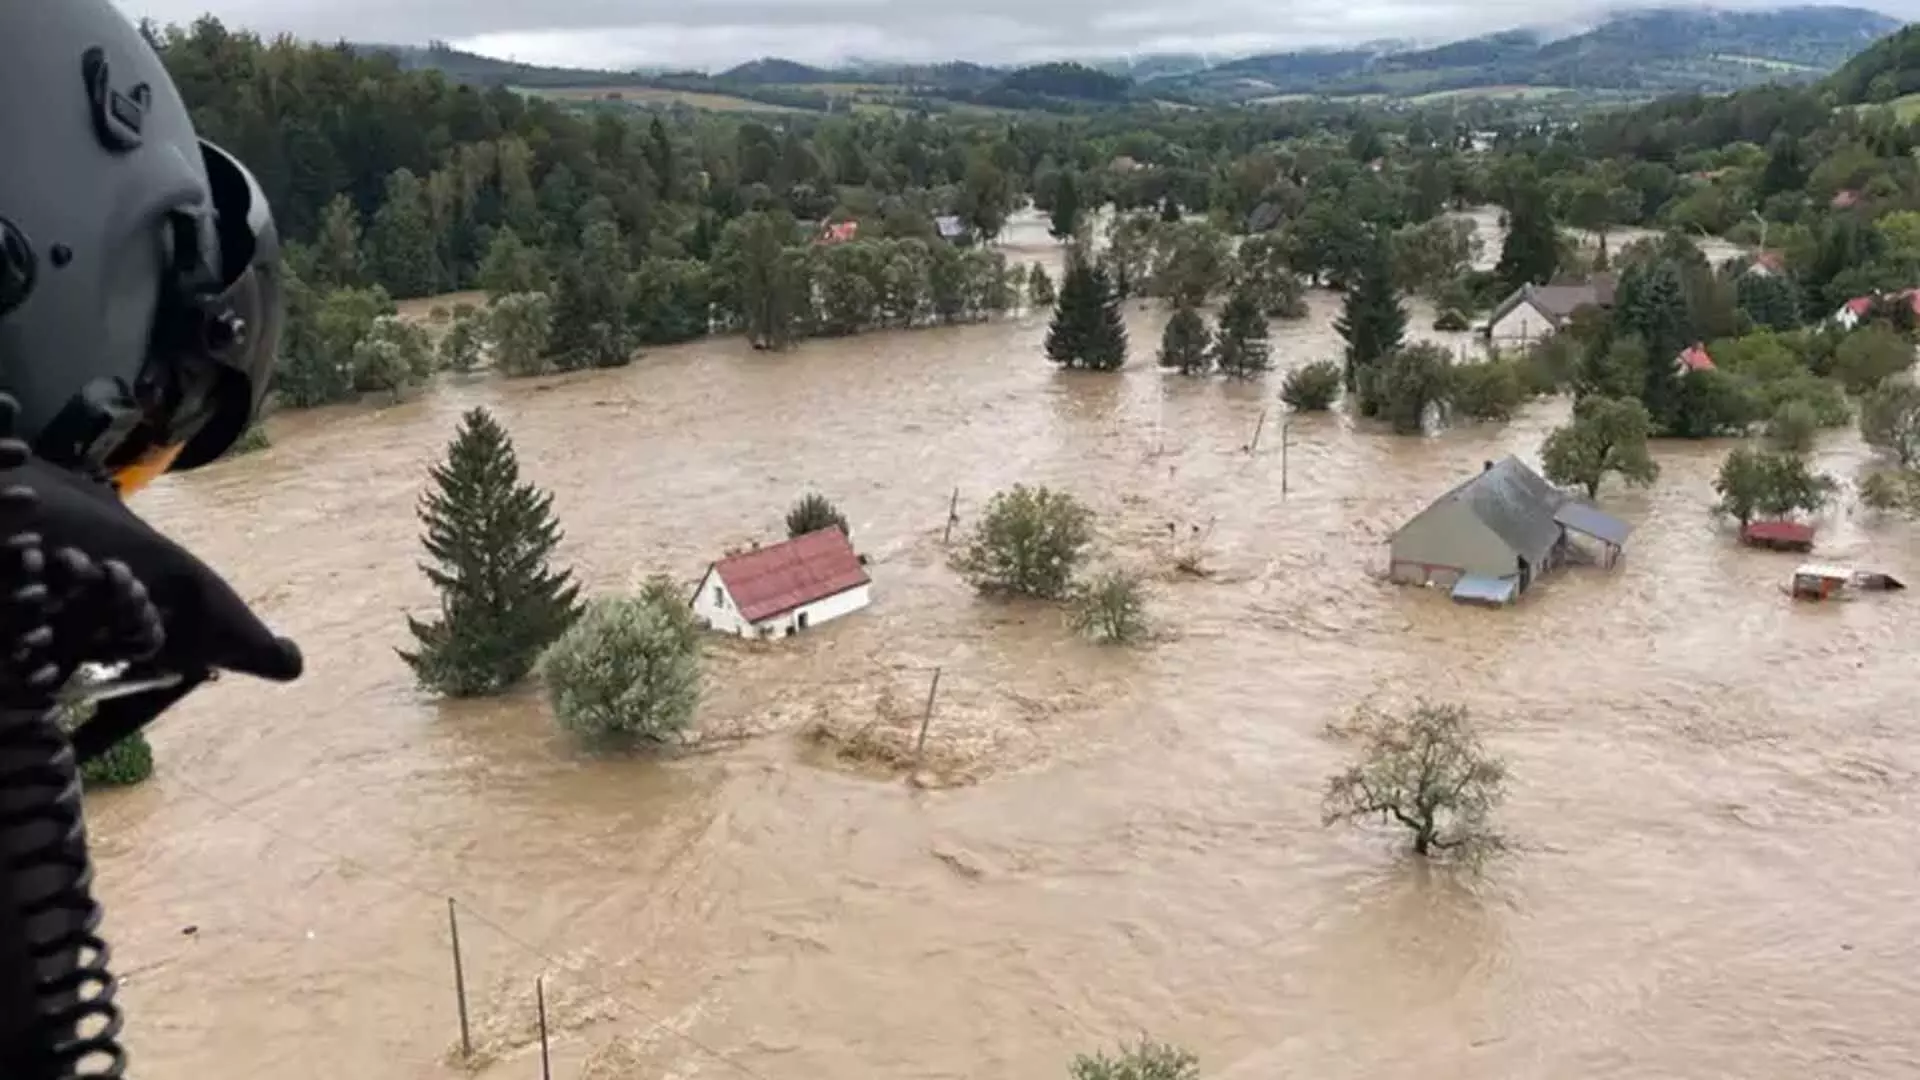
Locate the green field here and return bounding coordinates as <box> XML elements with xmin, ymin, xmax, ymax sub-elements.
<box><xmin>1710</xmin><ymin>53</ymin><xmax>1818</xmax><ymax>72</ymax></box>
<box><xmin>1406</xmin><ymin>84</ymin><xmax>1579</xmax><ymax>103</ymax></box>
<box><xmin>1851</xmin><ymin>92</ymin><xmax>1920</xmax><ymax>122</ymax></box>
<box><xmin>525</xmin><ymin>85</ymin><xmax>802</xmax><ymax>113</ymax></box>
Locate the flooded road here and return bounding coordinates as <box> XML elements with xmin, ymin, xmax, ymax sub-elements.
<box><xmin>88</xmin><ymin>213</ymin><xmax>1920</xmax><ymax>1080</ymax></box>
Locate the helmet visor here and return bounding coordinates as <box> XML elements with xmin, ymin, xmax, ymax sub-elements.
<box><xmin>160</xmin><ymin>139</ymin><xmax>284</xmax><ymax>475</ymax></box>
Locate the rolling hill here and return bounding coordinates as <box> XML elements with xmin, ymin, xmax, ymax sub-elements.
<box><xmin>364</xmin><ymin>5</ymin><xmax>1903</xmax><ymax>113</ymax></box>
<box><xmin>1161</xmin><ymin>5</ymin><xmax>1901</xmax><ymax>101</ymax></box>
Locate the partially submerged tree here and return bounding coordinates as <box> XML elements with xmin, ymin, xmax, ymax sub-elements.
<box><xmin>400</xmin><ymin>408</ymin><xmax>583</xmax><ymax>697</ymax></box>
<box><xmin>1281</xmin><ymin>360</ymin><xmax>1343</xmax><ymax>411</ymax></box>
<box><xmin>1447</xmin><ymin>357</ymin><xmax>1527</xmax><ymax>422</ymax></box>
<box><xmin>1211</xmin><ymin>288</ymin><xmax>1272</xmax><ymax>378</ymax></box>
<box><xmin>1371</xmin><ymin>343</ymin><xmax>1452</xmax><ymax>435</ymax></box>
<box><xmin>1335</xmin><ymin>237</ymin><xmax>1407</xmax><ymax>402</ymax></box>
<box><xmin>488</xmin><ymin>291</ymin><xmax>555</xmax><ymax>377</ymax></box>
<box><xmin>1047</xmin><ymin>257</ymin><xmax>1129</xmax><ymax>372</ymax></box>
<box><xmin>1323</xmin><ymin>700</ymin><xmax>1507</xmax><ymax>859</ymax></box>
<box><xmin>786</xmin><ymin>492</ymin><xmax>850</xmax><ymax>538</ymax></box>
<box><xmin>1069</xmin><ymin>1038</ymin><xmax>1200</xmax><ymax>1080</ymax></box>
<box><xmin>1712</xmin><ymin>447</ymin><xmax>1836</xmax><ymax>527</ymax></box>
<box><xmin>957</xmin><ymin>484</ymin><xmax>1094</xmax><ymax>599</ymax></box>
<box><xmin>438</xmin><ymin>305</ymin><xmax>485</xmax><ymax>372</ymax></box>
<box><xmin>1859</xmin><ymin>378</ymin><xmax>1920</xmax><ymax>466</ymax></box>
<box><xmin>1070</xmin><ymin>569</ymin><xmax>1150</xmax><ymax>645</ymax></box>
<box><xmin>1157</xmin><ymin>304</ymin><xmax>1212</xmax><ymax>375</ymax></box>
<box><xmin>1540</xmin><ymin>395</ymin><xmax>1660</xmax><ymax>498</ymax></box>
<box><xmin>540</xmin><ymin>579</ymin><xmax>701</xmax><ymax>745</ymax></box>
<box><xmin>1028</xmin><ymin>263</ymin><xmax>1056</xmax><ymax>309</ymax></box>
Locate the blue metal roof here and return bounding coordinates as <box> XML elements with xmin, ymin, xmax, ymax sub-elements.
<box><xmin>1554</xmin><ymin>502</ymin><xmax>1632</xmax><ymax>547</ymax></box>
<box><xmin>1451</xmin><ymin>575</ymin><xmax>1518</xmax><ymax>605</ymax></box>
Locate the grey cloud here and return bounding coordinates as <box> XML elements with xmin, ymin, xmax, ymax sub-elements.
<box><xmin>115</xmin><ymin>0</ymin><xmax>1917</xmax><ymax>71</ymax></box>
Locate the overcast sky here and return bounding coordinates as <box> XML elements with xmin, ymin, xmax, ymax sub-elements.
<box><xmin>113</xmin><ymin>0</ymin><xmax>1909</xmax><ymax>71</ymax></box>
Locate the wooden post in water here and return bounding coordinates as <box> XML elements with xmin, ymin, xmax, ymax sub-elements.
<box><xmin>536</xmin><ymin>976</ymin><xmax>552</xmax><ymax>1080</ymax></box>
<box><xmin>447</xmin><ymin>898</ymin><xmax>472</xmax><ymax>1060</ymax></box>
<box><xmin>1246</xmin><ymin>408</ymin><xmax>1268</xmax><ymax>455</ymax></box>
<box><xmin>942</xmin><ymin>487</ymin><xmax>960</xmax><ymax>544</ymax></box>
<box><xmin>1280</xmin><ymin>412</ymin><xmax>1292</xmax><ymax>498</ymax></box>
<box><xmin>914</xmin><ymin>666</ymin><xmax>944</xmax><ymax>765</ymax></box>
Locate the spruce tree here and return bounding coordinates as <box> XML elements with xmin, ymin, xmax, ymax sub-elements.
<box><xmin>1495</xmin><ymin>183</ymin><xmax>1560</xmax><ymax>294</ymax></box>
<box><xmin>1046</xmin><ymin>257</ymin><xmax>1128</xmax><ymax>371</ymax></box>
<box><xmin>1211</xmin><ymin>289</ymin><xmax>1272</xmax><ymax>377</ymax></box>
<box><xmin>1158</xmin><ymin>304</ymin><xmax>1212</xmax><ymax>374</ymax></box>
<box><xmin>1049</xmin><ymin>172</ymin><xmax>1082</xmax><ymax>241</ymax></box>
<box><xmin>1616</xmin><ymin>260</ymin><xmax>1692</xmax><ymax>430</ymax></box>
<box><xmin>1334</xmin><ymin>238</ymin><xmax>1407</xmax><ymax>402</ymax></box>
<box><xmin>400</xmin><ymin>408</ymin><xmax>582</xmax><ymax>698</ymax></box>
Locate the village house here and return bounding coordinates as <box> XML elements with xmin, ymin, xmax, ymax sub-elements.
<box><xmin>1388</xmin><ymin>456</ymin><xmax>1631</xmax><ymax>606</ymax></box>
<box><xmin>1676</xmin><ymin>343</ymin><xmax>1715</xmax><ymax>375</ymax></box>
<box><xmin>1831</xmin><ymin>289</ymin><xmax>1920</xmax><ymax>330</ymax></box>
<box><xmin>690</xmin><ymin>527</ymin><xmax>871</xmax><ymax>639</ymax></box>
<box><xmin>933</xmin><ymin>214</ymin><xmax>969</xmax><ymax>244</ymax></box>
<box><xmin>1483</xmin><ymin>275</ymin><xmax>1617</xmax><ymax>349</ymax></box>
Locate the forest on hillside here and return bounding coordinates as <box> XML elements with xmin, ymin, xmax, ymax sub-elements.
<box><xmin>145</xmin><ymin>16</ymin><xmax>1920</xmax><ymax>515</ymax></box>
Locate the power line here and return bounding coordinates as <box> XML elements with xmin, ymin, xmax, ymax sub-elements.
<box><xmin>157</xmin><ymin>772</ymin><xmax>778</xmax><ymax>1080</ymax></box>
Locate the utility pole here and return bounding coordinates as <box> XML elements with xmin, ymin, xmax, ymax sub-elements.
<box><xmin>1280</xmin><ymin>410</ymin><xmax>1293</xmax><ymax>497</ymax></box>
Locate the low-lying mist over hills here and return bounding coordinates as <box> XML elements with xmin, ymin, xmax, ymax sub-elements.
<box><xmin>365</xmin><ymin>4</ymin><xmax>1902</xmax><ymax>108</ymax></box>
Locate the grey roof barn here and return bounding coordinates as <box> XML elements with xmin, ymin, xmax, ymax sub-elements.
<box><xmin>1387</xmin><ymin>456</ymin><xmax>1580</xmax><ymax>599</ymax></box>
<box><xmin>1485</xmin><ymin>274</ymin><xmax>1618</xmax><ymax>335</ymax></box>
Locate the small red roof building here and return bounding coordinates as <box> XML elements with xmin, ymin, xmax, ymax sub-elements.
<box><xmin>1740</xmin><ymin>520</ymin><xmax>1816</xmax><ymax>552</ymax></box>
<box><xmin>1677</xmin><ymin>343</ymin><xmax>1715</xmax><ymax>373</ymax></box>
<box><xmin>1832</xmin><ymin>189</ymin><xmax>1861</xmax><ymax>209</ymax></box>
<box><xmin>706</xmin><ymin>527</ymin><xmax>868</xmax><ymax>624</ymax></box>
<box><xmin>817</xmin><ymin>220</ymin><xmax>859</xmax><ymax>245</ymax></box>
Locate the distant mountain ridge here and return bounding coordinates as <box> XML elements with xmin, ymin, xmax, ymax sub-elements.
<box><xmin>1165</xmin><ymin>5</ymin><xmax>1901</xmax><ymax>99</ymax></box>
<box><xmin>364</xmin><ymin>5</ymin><xmax>1902</xmax><ymax>106</ymax></box>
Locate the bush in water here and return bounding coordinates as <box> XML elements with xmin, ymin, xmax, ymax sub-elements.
<box><xmin>541</xmin><ymin>580</ymin><xmax>701</xmax><ymax>745</ymax></box>
<box><xmin>1070</xmin><ymin>569</ymin><xmax>1150</xmax><ymax>645</ymax></box>
<box><xmin>957</xmin><ymin>485</ymin><xmax>1094</xmax><ymax>600</ymax></box>
<box><xmin>1323</xmin><ymin>700</ymin><xmax>1506</xmax><ymax>860</ymax></box>
<box><xmin>786</xmin><ymin>492</ymin><xmax>850</xmax><ymax>539</ymax></box>
<box><xmin>1069</xmin><ymin>1038</ymin><xmax>1200</xmax><ymax>1080</ymax></box>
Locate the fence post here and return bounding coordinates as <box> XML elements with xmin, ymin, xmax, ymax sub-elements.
<box><xmin>942</xmin><ymin>487</ymin><xmax>960</xmax><ymax>544</ymax></box>
<box><xmin>537</xmin><ymin>976</ymin><xmax>552</xmax><ymax>1080</ymax></box>
<box><xmin>914</xmin><ymin>666</ymin><xmax>944</xmax><ymax>765</ymax></box>
<box><xmin>1246</xmin><ymin>408</ymin><xmax>1268</xmax><ymax>454</ymax></box>
<box><xmin>447</xmin><ymin>898</ymin><xmax>472</xmax><ymax>1061</ymax></box>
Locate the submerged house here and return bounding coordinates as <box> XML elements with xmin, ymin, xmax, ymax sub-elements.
<box><xmin>1484</xmin><ymin>275</ymin><xmax>1617</xmax><ymax>349</ymax></box>
<box><xmin>690</xmin><ymin>527</ymin><xmax>871</xmax><ymax>639</ymax></box>
<box><xmin>1388</xmin><ymin>456</ymin><xmax>1631</xmax><ymax>606</ymax></box>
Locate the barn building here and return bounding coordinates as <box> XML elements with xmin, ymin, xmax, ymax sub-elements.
<box><xmin>690</xmin><ymin>527</ymin><xmax>871</xmax><ymax>639</ymax></box>
<box><xmin>1388</xmin><ymin>456</ymin><xmax>1630</xmax><ymax>606</ymax></box>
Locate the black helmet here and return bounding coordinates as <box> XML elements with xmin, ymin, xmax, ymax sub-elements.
<box><xmin>0</xmin><ymin>1</ymin><xmax>283</xmax><ymax>493</ymax></box>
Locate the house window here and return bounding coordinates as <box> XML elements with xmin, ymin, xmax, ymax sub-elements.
<box><xmin>713</xmin><ymin>585</ymin><xmax>724</xmax><ymax>607</ymax></box>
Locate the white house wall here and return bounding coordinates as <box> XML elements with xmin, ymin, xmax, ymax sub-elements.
<box><xmin>1488</xmin><ymin>300</ymin><xmax>1556</xmax><ymax>348</ymax></box>
<box><xmin>761</xmin><ymin>582</ymin><xmax>872</xmax><ymax>638</ymax></box>
<box><xmin>690</xmin><ymin>567</ymin><xmax>755</xmax><ymax>636</ymax></box>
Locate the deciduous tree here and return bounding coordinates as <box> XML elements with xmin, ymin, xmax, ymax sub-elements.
<box><xmin>1540</xmin><ymin>395</ymin><xmax>1660</xmax><ymax>497</ymax></box>
<box><xmin>1323</xmin><ymin>700</ymin><xmax>1506</xmax><ymax>860</ymax></box>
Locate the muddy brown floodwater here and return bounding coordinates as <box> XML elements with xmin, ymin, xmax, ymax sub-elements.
<box><xmin>87</xmin><ymin>212</ymin><xmax>1919</xmax><ymax>1080</ymax></box>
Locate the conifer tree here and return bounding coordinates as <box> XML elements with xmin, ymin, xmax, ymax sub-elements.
<box><xmin>1211</xmin><ymin>289</ymin><xmax>1271</xmax><ymax>377</ymax></box>
<box><xmin>400</xmin><ymin>408</ymin><xmax>582</xmax><ymax>697</ymax></box>
<box><xmin>1046</xmin><ymin>257</ymin><xmax>1128</xmax><ymax>372</ymax></box>
<box><xmin>1158</xmin><ymin>304</ymin><xmax>1212</xmax><ymax>374</ymax></box>
<box><xmin>1028</xmin><ymin>263</ymin><xmax>1056</xmax><ymax>308</ymax></box>
<box><xmin>1335</xmin><ymin>238</ymin><xmax>1407</xmax><ymax>402</ymax></box>
<box><xmin>1495</xmin><ymin>182</ymin><xmax>1560</xmax><ymax>294</ymax></box>
<box><xmin>1049</xmin><ymin>172</ymin><xmax>1082</xmax><ymax>241</ymax></box>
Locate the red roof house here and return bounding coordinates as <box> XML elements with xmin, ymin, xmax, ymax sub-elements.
<box><xmin>1676</xmin><ymin>343</ymin><xmax>1715</xmax><ymax>373</ymax></box>
<box><xmin>817</xmin><ymin>220</ymin><xmax>859</xmax><ymax>245</ymax></box>
<box><xmin>691</xmin><ymin>527</ymin><xmax>871</xmax><ymax>638</ymax></box>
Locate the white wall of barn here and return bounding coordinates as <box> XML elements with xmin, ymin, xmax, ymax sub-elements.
<box><xmin>1487</xmin><ymin>299</ymin><xmax>1556</xmax><ymax>348</ymax></box>
<box><xmin>689</xmin><ymin>572</ymin><xmax>872</xmax><ymax>639</ymax></box>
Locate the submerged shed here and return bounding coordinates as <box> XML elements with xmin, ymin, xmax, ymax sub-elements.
<box><xmin>1554</xmin><ymin>501</ymin><xmax>1632</xmax><ymax>568</ymax></box>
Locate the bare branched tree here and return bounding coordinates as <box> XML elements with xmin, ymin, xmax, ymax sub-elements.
<box><xmin>1322</xmin><ymin>700</ymin><xmax>1507</xmax><ymax>859</ymax></box>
